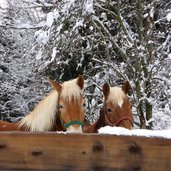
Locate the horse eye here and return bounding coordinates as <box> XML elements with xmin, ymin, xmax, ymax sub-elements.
<box><xmin>107</xmin><ymin>108</ymin><xmax>112</xmax><ymax>113</ymax></box>
<box><xmin>83</xmin><ymin>103</ymin><xmax>86</xmax><ymax>107</ymax></box>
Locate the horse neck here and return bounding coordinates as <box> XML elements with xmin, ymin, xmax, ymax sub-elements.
<box><xmin>94</xmin><ymin>108</ymin><xmax>106</xmax><ymax>132</ymax></box>
<box><xmin>55</xmin><ymin>115</ymin><xmax>65</xmax><ymax>131</ymax></box>
<box><xmin>19</xmin><ymin>91</ymin><xmax>58</xmax><ymax>131</ymax></box>
<box><xmin>83</xmin><ymin>108</ymin><xmax>106</xmax><ymax>133</ymax></box>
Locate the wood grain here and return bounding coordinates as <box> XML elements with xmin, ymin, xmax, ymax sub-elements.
<box><xmin>0</xmin><ymin>132</ymin><xmax>171</xmax><ymax>170</ymax></box>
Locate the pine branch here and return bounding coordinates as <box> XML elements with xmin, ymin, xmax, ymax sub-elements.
<box><xmin>95</xmin><ymin>1</ymin><xmax>134</xmax><ymax>43</ymax></box>
<box><xmin>91</xmin><ymin>15</ymin><xmax>128</xmax><ymax>61</ymax></box>
<box><xmin>136</xmin><ymin>0</ymin><xmax>144</xmax><ymax>42</ymax></box>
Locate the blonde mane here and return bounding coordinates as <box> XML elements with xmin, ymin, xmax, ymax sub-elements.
<box><xmin>19</xmin><ymin>91</ymin><xmax>58</xmax><ymax>131</ymax></box>
<box><xmin>107</xmin><ymin>87</ymin><xmax>126</xmax><ymax>107</ymax></box>
<box><xmin>18</xmin><ymin>78</ymin><xmax>82</xmax><ymax>131</ymax></box>
<box><xmin>60</xmin><ymin>78</ymin><xmax>82</xmax><ymax>102</ymax></box>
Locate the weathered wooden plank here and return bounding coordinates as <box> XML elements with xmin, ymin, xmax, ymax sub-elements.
<box><xmin>0</xmin><ymin>132</ymin><xmax>171</xmax><ymax>171</ymax></box>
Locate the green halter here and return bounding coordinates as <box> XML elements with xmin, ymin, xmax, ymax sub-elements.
<box><xmin>63</xmin><ymin>120</ymin><xmax>84</xmax><ymax>129</ymax></box>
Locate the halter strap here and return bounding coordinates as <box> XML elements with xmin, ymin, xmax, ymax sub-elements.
<box><xmin>105</xmin><ymin>114</ymin><xmax>133</xmax><ymax>127</ymax></box>
<box><xmin>103</xmin><ymin>104</ymin><xmax>133</xmax><ymax>127</ymax></box>
<box><xmin>57</xmin><ymin>109</ymin><xmax>84</xmax><ymax>130</ymax></box>
<box><xmin>64</xmin><ymin>120</ymin><xmax>84</xmax><ymax>129</ymax></box>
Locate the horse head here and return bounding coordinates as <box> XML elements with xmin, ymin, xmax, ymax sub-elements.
<box><xmin>50</xmin><ymin>75</ymin><xmax>85</xmax><ymax>133</ymax></box>
<box><xmin>103</xmin><ymin>81</ymin><xmax>133</xmax><ymax>129</ymax></box>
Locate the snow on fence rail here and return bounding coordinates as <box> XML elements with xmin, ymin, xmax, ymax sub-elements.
<box><xmin>0</xmin><ymin>131</ymin><xmax>171</xmax><ymax>171</ymax></box>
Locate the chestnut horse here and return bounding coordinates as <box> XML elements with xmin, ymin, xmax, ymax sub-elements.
<box><xmin>84</xmin><ymin>81</ymin><xmax>133</xmax><ymax>133</ymax></box>
<box><xmin>0</xmin><ymin>75</ymin><xmax>85</xmax><ymax>132</ymax></box>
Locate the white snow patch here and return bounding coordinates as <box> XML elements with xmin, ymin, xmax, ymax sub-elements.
<box><xmin>56</xmin><ymin>24</ymin><xmax>63</xmax><ymax>35</ymax></box>
<box><xmin>61</xmin><ymin>0</ymin><xmax>75</xmax><ymax>15</ymax></box>
<box><xmin>17</xmin><ymin>23</ymin><xmax>33</xmax><ymax>29</ymax></box>
<box><xmin>53</xmin><ymin>10</ymin><xmax>60</xmax><ymax>21</ymax></box>
<box><xmin>146</xmin><ymin>118</ymin><xmax>155</xmax><ymax>126</ymax></box>
<box><xmin>73</xmin><ymin>19</ymin><xmax>84</xmax><ymax>31</ymax></box>
<box><xmin>34</xmin><ymin>30</ymin><xmax>50</xmax><ymax>44</ymax></box>
<box><xmin>83</xmin><ymin>0</ymin><xmax>94</xmax><ymax>15</ymax></box>
<box><xmin>51</xmin><ymin>47</ymin><xmax>58</xmax><ymax>62</ymax></box>
<box><xmin>56</xmin><ymin>131</ymin><xmax>66</xmax><ymax>134</ymax></box>
<box><xmin>168</xmin><ymin>53</ymin><xmax>171</xmax><ymax>59</ymax></box>
<box><xmin>98</xmin><ymin>126</ymin><xmax>171</xmax><ymax>139</ymax></box>
<box><xmin>36</xmin><ymin>49</ymin><xmax>42</xmax><ymax>60</ymax></box>
<box><xmin>0</xmin><ymin>0</ymin><xmax>7</xmax><ymax>8</ymax></box>
<box><xmin>166</xmin><ymin>13</ymin><xmax>171</xmax><ymax>22</ymax></box>
<box><xmin>46</xmin><ymin>12</ymin><xmax>54</xmax><ymax>27</ymax></box>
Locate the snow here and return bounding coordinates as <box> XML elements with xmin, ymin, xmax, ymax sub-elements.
<box><xmin>34</xmin><ymin>30</ymin><xmax>50</xmax><ymax>44</ymax></box>
<box><xmin>46</xmin><ymin>12</ymin><xmax>54</xmax><ymax>27</ymax></box>
<box><xmin>53</xmin><ymin>10</ymin><xmax>60</xmax><ymax>21</ymax></box>
<box><xmin>0</xmin><ymin>0</ymin><xmax>7</xmax><ymax>8</ymax></box>
<box><xmin>17</xmin><ymin>23</ymin><xmax>35</xmax><ymax>29</ymax></box>
<box><xmin>73</xmin><ymin>19</ymin><xmax>84</xmax><ymax>31</ymax></box>
<box><xmin>0</xmin><ymin>0</ymin><xmax>7</xmax><ymax>24</ymax></box>
<box><xmin>166</xmin><ymin>13</ymin><xmax>171</xmax><ymax>22</ymax></box>
<box><xmin>51</xmin><ymin>47</ymin><xmax>58</xmax><ymax>62</ymax></box>
<box><xmin>145</xmin><ymin>117</ymin><xmax>155</xmax><ymax>126</ymax></box>
<box><xmin>83</xmin><ymin>0</ymin><xmax>94</xmax><ymax>15</ymax></box>
<box><xmin>36</xmin><ymin>49</ymin><xmax>42</xmax><ymax>60</ymax></box>
<box><xmin>98</xmin><ymin>126</ymin><xmax>171</xmax><ymax>139</ymax></box>
<box><xmin>56</xmin><ymin>24</ymin><xmax>63</xmax><ymax>35</ymax></box>
<box><xmin>1</xmin><ymin>0</ymin><xmax>171</xmax><ymax>132</ymax></box>
<box><xmin>61</xmin><ymin>0</ymin><xmax>75</xmax><ymax>15</ymax></box>
<box><xmin>168</xmin><ymin>53</ymin><xmax>171</xmax><ymax>59</ymax></box>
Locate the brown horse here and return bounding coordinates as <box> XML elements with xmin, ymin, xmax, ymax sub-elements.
<box><xmin>0</xmin><ymin>75</ymin><xmax>85</xmax><ymax>132</ymax></box>
<box><xmin>50</xmin><ymin>75</ymin><xmax>85</xmax><ymax>133</ymax></box>
<box><xmin>84</xmin><ymin>81</ymin><xmax>133</xmax><ymax>133</ymax></box>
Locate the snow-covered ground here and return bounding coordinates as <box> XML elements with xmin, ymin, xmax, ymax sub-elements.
<box><xmin>98</xmin><ymin>126</ymin><xmax>171</xmax><ymax>139</ymax></box>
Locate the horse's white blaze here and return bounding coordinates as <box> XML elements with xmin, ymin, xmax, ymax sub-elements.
<box><xmin>107</xmin><ymin>87</ymin><xmax>125</xmax><ymax>107</ymax></box>
<box><xmin>66</xmin><ymin>125</ymin><xmax>82</xmax><ymax>133</ymax></box>
<box><xmin>19</xmin><ymin>91</ymin><xmax>58</xmax><ymax>131</ymax></box>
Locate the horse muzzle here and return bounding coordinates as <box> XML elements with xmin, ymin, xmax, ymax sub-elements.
<box><xmin>66</xmin><ymin>125</ymin><xmax>83</xmax><ymax>133</ymax></box>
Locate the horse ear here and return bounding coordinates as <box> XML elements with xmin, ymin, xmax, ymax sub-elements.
<box><xmin>122</xmin><ymin>80</ymin><xmax>131</xmax><ymax>94</ymax></box>
<box><xmin>76</xmin><ymin>75</ymin><xmax>84</xmax><ymax>90</ymax></box>
<box><xmin>49</xmin><ymin>80</ymin><xmax>62</xmax><ymax>92</ymax></box>
<box><xmin>103</xmin><ymin>83</ymin><xmax>110</xmax><ymax>97</ymax></box>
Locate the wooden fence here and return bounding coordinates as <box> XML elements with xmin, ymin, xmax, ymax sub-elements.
<box><xmin>0</xmin><ymin>132</ymin><xmax>171</xmax><ymax>171</ymax></box>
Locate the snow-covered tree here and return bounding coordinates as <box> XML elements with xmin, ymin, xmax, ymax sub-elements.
<box><xmin>0</xmin><ymin>0</ymin><xmax>48</xmax><ymax>121</ymax></box>
<box><xmin>33</xmin><ymin>0</ymin><xmax>171</xmax><ymax>128</ymax></box>
<box><xmin>0</xmin><ymin>0</ymin><xmax>170</xmax><ymax>129</ymax></box>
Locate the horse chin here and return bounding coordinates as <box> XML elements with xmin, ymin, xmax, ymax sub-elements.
<box><xmin>66</xmin><ymin>125</ymin><xmax>83</xmax><ymax>133</ymax></box>
<box><xmin>119</xmin><ymin>120</ymin><xmax>133</xmax><ymax>130</ymax></box>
